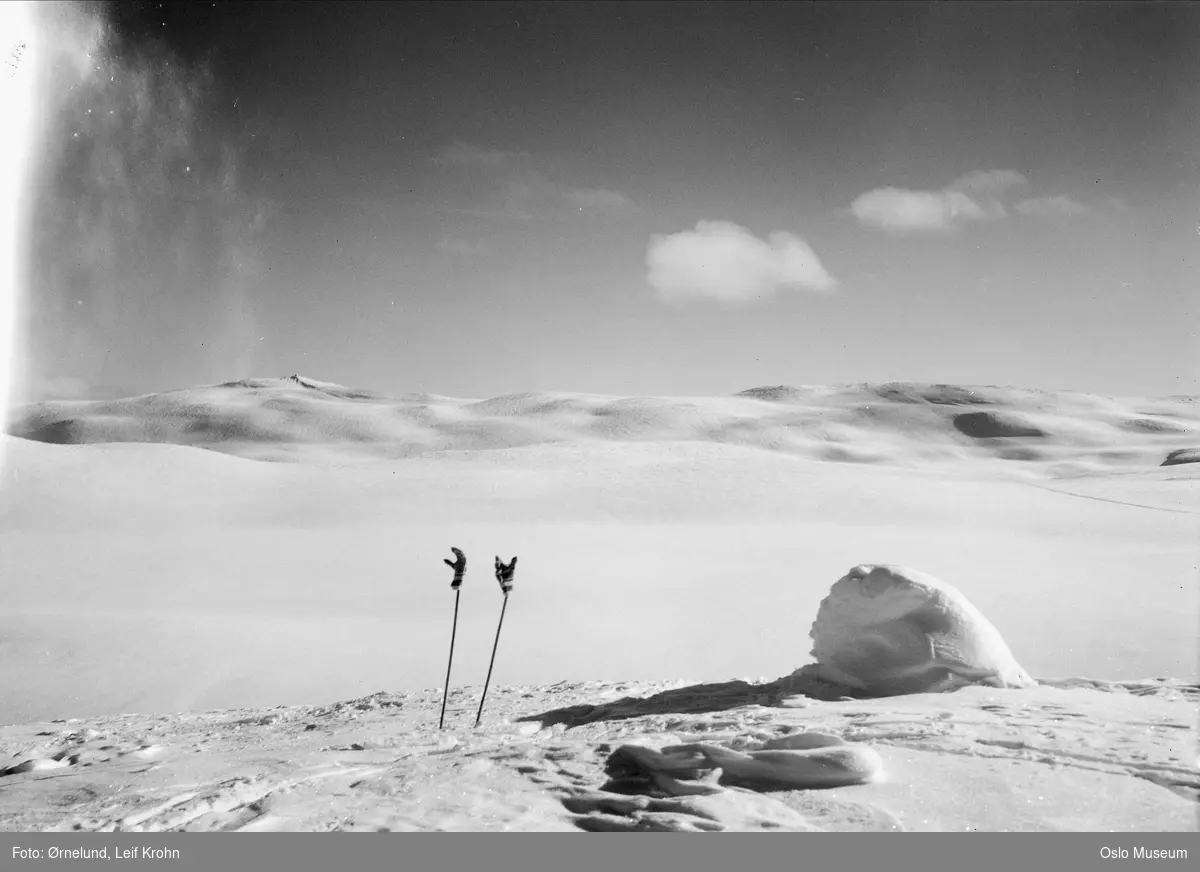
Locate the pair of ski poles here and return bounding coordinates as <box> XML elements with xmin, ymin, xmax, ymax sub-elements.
<box><xmin>439</xmin><ymin>547</ymin><xmax>516</xmax><ymax>730</ymax></box>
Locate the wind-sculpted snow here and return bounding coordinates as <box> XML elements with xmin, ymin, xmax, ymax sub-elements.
<box><xmin>0</xmin><ymin>380</ymin><xmax>1196</xmax><ymax>832</ymax></box>
<box><xmin>0</xmin><ymin>677</ymin><xmax>1194</xmax><ymax>832</ymax></box>
<box><xmin>6</xmin><ymin>377</ymin><xmax>1199</xmax><ymax>470</ymax></box>
<box><xmin>803</xmin><ymin>565</ymin><xmax>1036</xmax><ymax>697</ymax></box>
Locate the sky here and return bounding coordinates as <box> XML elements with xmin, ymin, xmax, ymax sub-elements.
<box><xmin>11</xmin><ymin>0</ymin><xmax>1200</xmax><ymax>402</ymax></box>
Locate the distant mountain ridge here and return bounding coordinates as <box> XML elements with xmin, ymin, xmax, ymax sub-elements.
<box><xmin>6</xmin><ymin>377</ymin><xmax>1198</xmax><ymax>469</ymax></box>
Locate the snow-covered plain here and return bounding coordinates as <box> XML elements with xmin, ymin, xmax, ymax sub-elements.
<box><xmin>0</xmin><ymin>379</ymin><xmax>1195</xmax><ymax>831</ymax></box>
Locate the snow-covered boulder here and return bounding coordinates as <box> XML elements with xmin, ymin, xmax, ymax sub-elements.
<box><xmin>807</xmin><ymin>564</ymin><xmax>1035</xmax><ymax>696</ymax></box>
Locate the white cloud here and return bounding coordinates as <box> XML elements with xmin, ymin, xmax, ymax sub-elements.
<box><xmin>850</xmin><ymin>187</ymin><xmax>986</xmax><ymax>234</ymax></box>
<box><xmin>646</xmin><ymin>221</ymin><xmax>835</xmax><ymax>304</ymax></box>
<box><xmin>851</xmin><ymin>169</ymin><xmax>1028</xmax><ymax>234</ymax></box>
<box><xmin>1014</xmin><ymin>195</ymin><xmax>1090</xmax><ymax>218</ymax></box>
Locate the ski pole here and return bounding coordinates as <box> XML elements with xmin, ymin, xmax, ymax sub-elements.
<box><xmin>475</xmin><ymin>555</ymin><xmax>516</xmax><ymax>728</ymax></box>
<box><xmin>439</xmin><ymin>547</ymin><xmax>466</xmax><ymax>730</ymax></box>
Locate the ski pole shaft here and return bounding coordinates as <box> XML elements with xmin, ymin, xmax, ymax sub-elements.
<box><xmin>474</xmin><ymin>594</ymin><xmax>509</xmax><ymax>728</ymax></box>
<box><xmin>439</xmin><ymin>588</ymin><xmax>461</xmax><ymax>730</ymax></box>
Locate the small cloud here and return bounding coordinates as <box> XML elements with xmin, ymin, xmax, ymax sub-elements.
<box><xmin>851</xmin><ymin>169</ymin><xmax>1027</xmax><ymax>234</ymax></box>
<box><xmin>435</xmin><ymin>237</ymin><xmax>489</xmax><ymax>256</ymax></box>
<box><xmin>1014</xmin><ymin>195</ymin><xmax>1090</xmax><ymax>218</ymax></box>
<box><xmin>646</xmin><ymin>221</ymin><xmax>836</xmax><ymax>305</ymax></box>
<box><xmin>851</xmin><ymin>187</ymin><xmax>984</xmax><ymax>234</ymax></box>
<box><xmin>563</xmin><ymin>187</ymin><xmax>637</xmax><ymax>213</ymax></box>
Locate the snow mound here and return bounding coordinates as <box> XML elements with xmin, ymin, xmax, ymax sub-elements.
<box><xmin>807</xmin><ymin>564</ymin><xmax>1035</xmax><ymax>696</ymax></box>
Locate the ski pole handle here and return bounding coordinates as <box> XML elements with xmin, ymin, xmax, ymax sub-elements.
<box><xmin>494</xmin><ymin>555</ymin><xmax>517</xmax><ymax>595</ymax></box>
<box><xmin>444</xmin><ymin>547</ymin><xmax>466</xmax><ymax>590</ymax></box>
